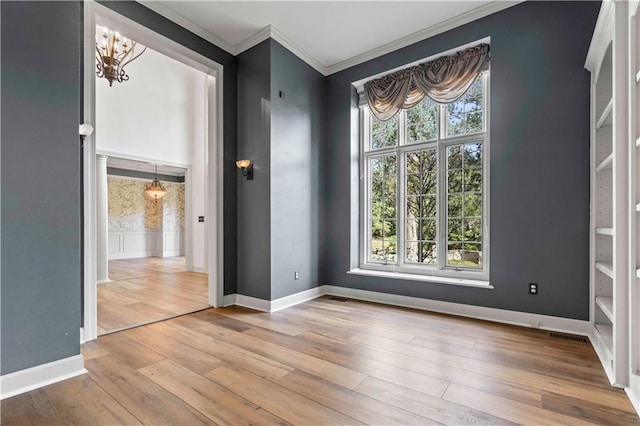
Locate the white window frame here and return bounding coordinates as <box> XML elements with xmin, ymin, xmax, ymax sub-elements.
<box><xmin>358</xmin><ymin>71</ymin><xmax>490</xmax><ymax>283</ymax></box>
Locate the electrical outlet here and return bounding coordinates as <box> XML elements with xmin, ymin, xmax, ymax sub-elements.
<box><xmin>529</xmin><ymin>283</ymin><xmax>538</xmax><ymax>295</ymax></box>
<box><xmin>528</xmin><ymin>320</ymin><xmax>540</xmax><ymax>328</ymax></box>
<box><xmin>294</xmin><ymin>271</ymin><xmax>299</xmax><ymax>280</ymax></box>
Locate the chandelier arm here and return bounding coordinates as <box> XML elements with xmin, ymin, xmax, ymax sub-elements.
<box><xmin>118</xmin><ymin>45</ymin><xmax>147</xmax><ymax>71</ymax></box>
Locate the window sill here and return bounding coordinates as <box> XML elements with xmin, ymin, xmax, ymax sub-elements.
<box><xmin>347</xmin><ymin>268</ymin><xmax>493</xmax><ymax>289</ymax></box>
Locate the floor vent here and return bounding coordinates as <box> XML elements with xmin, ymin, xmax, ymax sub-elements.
<box><xmin>328</xmin><ymin>296</ymin><xmax>350</xmax><ymax>302</ymax></box>
<box><xmin>549</xmin><ymin>332</ymin><xmax>589</xmax><ymax>343</ymax></box>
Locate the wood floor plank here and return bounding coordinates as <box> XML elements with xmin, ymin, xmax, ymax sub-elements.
<box><xmin>355</xmin><ymin>375</ymin><xmax>517</xmax><ymax>426</ymax></box>
<box><xmin>540</xmin><ymin>391</ymin><xmax>640</xmax><ymax>425</ymax></box>
<box><xmin>140</xmin><ymin>359</ymin><xmax>289</xmax><ymax>425</ymax></box>
<box><xmin>42</xmin><ymin>375</ymin><xmax>141</xmax><ymax>425</ymax></box>
<box><xmin>301</xmin><ymin>329</ymin><xmax>544</xmax><ymax>406</ymax></box>
<box><xmin>212</xmin><ymin>306</ymin><xmax>304</xmax><ymax>336</ymax></box>
<box><xmin>149</xmin><ymin>320</ymin><xmax>295</xmax><ymax>381</ymax></box>
<box><xmin>276</xmin><ymin>370</ymin><xmax>438</xmax><ymax>425</ymax></box>
<box><xmin>122</xmin><ymin>326</ymin><xmax>225</xmax><ymax>374</ymax></box>
<box><xmin>205</xmin><ymin>365</ymin><xmax>363</xmax><ymax>425</ymax></box>
<box><xmin>347</xmin><ymin>325</ymin><xmax>633</xmax><ymax>411</ymax></box>
<box><xmin>244</xmin><ymin>326</ymin><xmax>450</xmax><ymax>398</ymax></box>
<box><xmin>443</xmin><ymin>383</ymin><xmax>600</xmax><ymax>426</ymax></box>
<box><xmin>95</xmin><ymin>332</ymin><xmax>166</xmax><ymax>370</ymax></box>
<box><xmin>85</xmin><ymin>355</ymin><xmax>211</xmax><ymax>425</ymax></box>
<box><xmin>193</xmin><ymin>319</ymin><xmax>368</xmax><ymax>389</ymax></box>
<box><xmin>1</xmin><ymin>388</ymin><xmax>63</xmax><ymax>425</ymax></box>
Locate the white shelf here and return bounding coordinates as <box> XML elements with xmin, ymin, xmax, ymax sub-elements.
<box><xmin>636</xmin><ymin>137</ymin><xmax>640</xmax><ymax>147</ymax></box>
<box><xmin>596</xmin><ymin>261</ymin><xmax>614</xmax><ymax>278</ymax></box>
<box><xmin>636</xmin><ymin>203</ymin><xmax>640</xmax><ymax>212</ymax></box>
<box><xmin>596</xmin><ymin>98</ymin><xmax>613</xmax><ymax>128</ymax></box>
<box><xmin>595</xmin><ymin>323</ymin><xmax>614</xmax><ymax>353</ymax></box>
<box><xmin>596</xmin><ymin>227</ymin><xmax>614</xmax><ymax>235</ymax></box>
<box><xmin>596</xmin><ymin>296</ymin><xmax>614</xmax><ymax>322</ymax></box>
<box><xmin>595</xmin><ymin>153</ymin><xmax>613</xmax><ymax>172</ymax></box>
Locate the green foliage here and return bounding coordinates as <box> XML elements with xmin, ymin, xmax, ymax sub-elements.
<box><xmin>446</xmin><ymin>77</ymin><xmax>484</xmax><ymax>137</ymax></box>
<box><xmin>371</xmin><ymin>115</ymin><xmax>398</xmax><ymax>149</ymax></box>
<box><xmin>407</xmin><ymin>99</ymin><xmax>438</xmax><ymax>143</ymax></box>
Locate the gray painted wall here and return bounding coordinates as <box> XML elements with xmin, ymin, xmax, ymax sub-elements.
<box><xmin>323</xmin><ymin>1</ymin><xmax>600</xmax><ymax>320</ymax></box>
<box><xmin>99</xmin><ymin>1</ymin><xmax>238</xmax><ymax>296</ymax></box>
<box><xmin>236</xmin><ymin>39</ymin><xmax>325</xmax><ymax>301</ymax></box>
<box><xmin>1</xmin><ymin>1</ymin><xmax>83</xmax><ymax>375</ymax></box>
<box><xmin>236</xmin><ymin>41</ymin><xmax>272</xmax><ymax>300</ymax></box>
<box><xmin>270</xmin><ymin>40</ymin><xmax>324</xmax><ymax>300</ymax></box>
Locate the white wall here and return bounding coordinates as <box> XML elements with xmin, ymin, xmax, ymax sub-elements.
<box><xmin>96</xmin><ymin>45</ymin><xmax>208</xmax><ymax>271</ymax></box>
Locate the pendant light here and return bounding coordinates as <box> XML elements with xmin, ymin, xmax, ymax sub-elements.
<box><xmin>145</xmin><ymin>165</ymin><xmax>166</xmax><ymax>201</ymax></box>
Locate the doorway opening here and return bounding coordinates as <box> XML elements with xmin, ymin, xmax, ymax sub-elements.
<box><xmin>82</xmin><ymin>2</ymin><xmax>224</xmax><ymax>342</ymax></box>
<box><xmin>97</xmin><ymin>158</ymin><xmax>209</xmax><ymax>335</ymax></box>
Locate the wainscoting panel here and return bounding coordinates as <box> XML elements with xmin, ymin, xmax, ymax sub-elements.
<box><xmin>108</xmin><ymin>230</ymin><xmax>184</xmax><ymax>259</ymax></box>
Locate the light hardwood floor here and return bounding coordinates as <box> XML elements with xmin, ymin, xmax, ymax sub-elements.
<box><xmin>98</xmin><ymin>257</ymin><xmax>209</xmax><ymax>335</ymax></box>
<box><xmin>3</xmin><ymin>296</ymin><xmax>639</xmax><ymax>425</ymax></box>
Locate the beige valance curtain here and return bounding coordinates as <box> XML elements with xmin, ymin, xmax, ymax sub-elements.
<box><xmin>364</xmin><ymin>44</ymin><xmax>490</xmax><ymax>121</ymax></box>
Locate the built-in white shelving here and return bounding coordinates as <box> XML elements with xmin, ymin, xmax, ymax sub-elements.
<box><xmin>595</xmin><ymin>323</ymin><xmax>614</xmax><ymax>353</ymax></box>
<box><xmin>596</xmin><ymin>153</ymin><xmax>614</xmax><ymax>171</ymax></box>
<box><xmin>596</xmin><ymin>296</ymin><xmax>614</xmax><ymax>322</ymax></box>
<box><xmin>596</xmin><ymin>261</ymin><xmax>614</xmax><ymax>278</ymax></box>
<box><xmin>633</xmin><ymin>0</ymin><xmax>640</xmax><ymax>414</ymax></box>
<box><xmin>596</xmin><ymin>98</ymin><xmax>614</xmax><ymax>129</ymax></box>
<box><xmin>586</xmin><ymin>0</ymin><xmax>630</xmax><ymax>389</ymax></box>
<box><xmin>596</xmin><ymin>227</ymin><xmax>614</xmax><ymax>235</ymax></box>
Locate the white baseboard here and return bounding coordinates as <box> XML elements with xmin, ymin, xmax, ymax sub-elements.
<box><xmin>322</xmin><ymin>285</ymin><xmax>590</xmax><ymax>336</ymax></box>
<box><xmin>220</xmin><ymin>285</ymin><xmax>588</xmax><ymax>336</ymax></box>
<box><xmin>234</xmin><ymin>294</ymin><xmax>271</xmax><ymax>312</ymax></box>
<box><xmin>271</xmin><ymin>287</ymin><xmax>323</xmax><ymax>312</ymax></box>
<box><xmin>627</xmin><ymin>373</ymin><xmax>640</xmax><ymax>416</ymax></box>
<box><xmin>222</xmin><ymin>293</ymin><xmax>237</xmax><ymax>307</ymax></box>
<box><xmin>223</xmin><ymin>287</ymin><xmax>323</xmax><ymax>313</ymax></box>
<box><xmin>191</xmin><ymin>266</ymin><xmax>207</xmax><ymax>273</ymax></box>
<box><xmin>0</xmin><ymin>355</ymin><xmax>86</xmax><ymax>400</ymax></box>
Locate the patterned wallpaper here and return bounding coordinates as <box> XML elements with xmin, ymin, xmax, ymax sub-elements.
<box><xmin>108</xmin><ymin>177</ymin><xmax>184</xmax><ymax>231</ymax></box>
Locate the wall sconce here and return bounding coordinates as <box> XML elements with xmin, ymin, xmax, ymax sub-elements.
<box><xmin>236</xmin><ymin>160</ymin><xmax>253</xmax><ymax>180</ymax></box>
<box><xmin>79</xmin><ymin>123</ymin><xmax>94</xmax><ymax>138</ymax></box>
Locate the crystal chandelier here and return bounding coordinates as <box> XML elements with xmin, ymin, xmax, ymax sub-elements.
<box><xmin>96</xmin><ymin>27</ymin><xmax>146</xmax><ymax>86</ymax></box>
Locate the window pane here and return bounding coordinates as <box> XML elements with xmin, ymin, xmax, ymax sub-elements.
<box><xmin>370</xmin><ymin>113</ymin><xmax>398</xmax><ymax>150</ymax></box>
<box><xmin>447</xmin><ymin>146</ymin><xmax>462</xmax><ymax>169</ymax></box>
<box><xmin>406</xmin><ymin>240</ymin><xmax>437</xmax><ymax>265</ymax></box>
<box><xmin>446</xmin><ymin>142</ymin><xmax>483</xmax><ymax>269</ymax></box>
<box><xmin>368</xmin><ymin>154</ymin><xmax>397</xmax><ymax>263</ymax></box>
<box><xmin>406</xmin><ymin>98</ymin><xmax>438</xmax><ymax>143</ymax></box>
<box><xmin>463</xmin><ymin>143</ymin><xmax>482</xmax><ymax>168</ymax></box>
<box><xmin>445</xmin><ymin>74</ymin><xmax>485</xmax><ymax>137</ymax></box>
<box><xmin>404</xmin><ymin>147</ymin><xmax>438</xmax><ymax>266</ymax></box>
<box><xmin>448</xmin><ymin>170</ymin><xmax>463</xmax><ymax>193</ymax></box>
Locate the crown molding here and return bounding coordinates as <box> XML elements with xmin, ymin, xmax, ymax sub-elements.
<box><xmin>136</xmin><ymin>0</ymin><xmax>522</xmax><ymax>77</ymax></box>
<box><xmin>269</xmin><ymin>26</ymin><xmax>327</xmax><ymax>75</ymax></box>
<box><xmin>137</xmin><ymin>1</ymin><xmax>235</xmax><ymax>55</ymax></box>
<box><xmin>234</xmin><ymin>25</ymin><xmax>273</xmax><ymax>55</ymax></box>
<box><xmin>325</xmin><ymin>0</ymin><xmax>523</xmax><ymax>75</ymax></box>
<box><xmin>234</xmin><ymin>25</ymin><xmax>327</xmax><ymax>75</ymax></box>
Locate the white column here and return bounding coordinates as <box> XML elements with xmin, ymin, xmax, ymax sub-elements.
<box><xmin>96</xmin><ymin>154</ymin><xmax>109</xmax><ymax>283</ymax></box>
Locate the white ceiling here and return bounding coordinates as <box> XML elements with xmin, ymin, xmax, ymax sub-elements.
<box><xmin>139</xmin><ymin>1</ymin><xmax>518</xmax><ymax>75</ymax></box>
